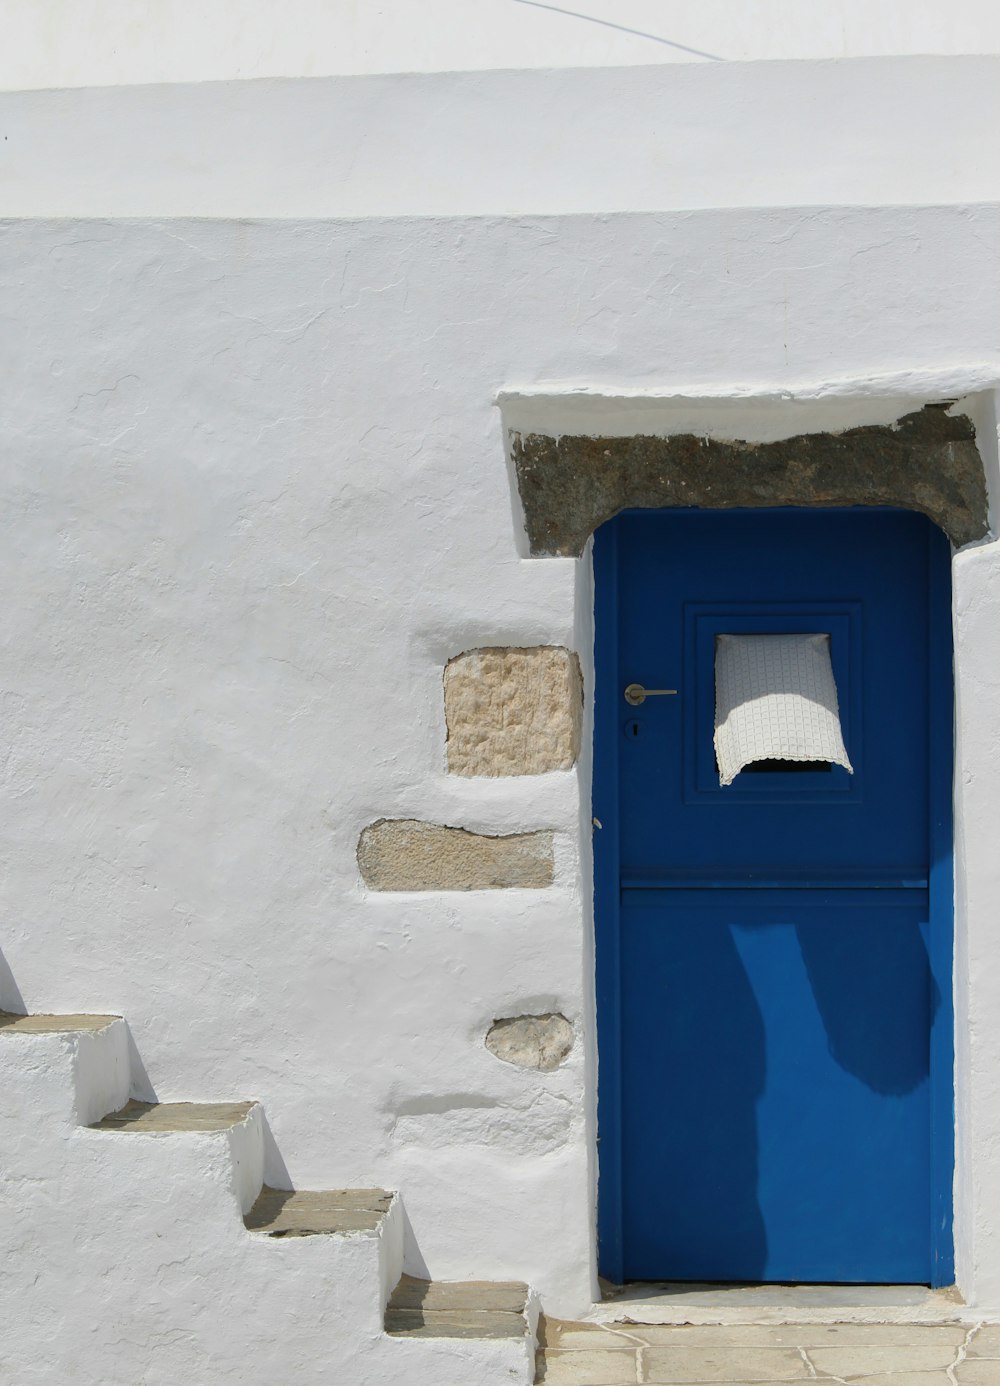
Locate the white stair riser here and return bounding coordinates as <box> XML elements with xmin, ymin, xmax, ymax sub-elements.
<box><xmin>247</xmin><ymin>1224</ymin><xmax>399</xmax><ymax>1335</ymax></box>
<box><xmin>77</xmin><ymin>1122</ymin><xmax>264</xmax><ymax>1238</ymax></box>
<box><xmin>228</xmin><ymin>1104</ymin><xmax>266</xmax><ymax>1213</ymax></box>
<box><xmin>0</xmin><ymin>1020</ymin><xmax>129</xmax><ymax>1133</ymax></box>
<box><xmin>73</xmin><ymin>1022</ymin><xmax>132</xmax><ymax>1125</ymax></box>
<box><xmin>379</xmin><ymin>1190</ymin><xmax>406</xmax><ymax>1312</ymax></box>
<box><xmin>379</xmin><ymin>1331</ymin><xmax>535</xmax><ymax>1385</ymax></box>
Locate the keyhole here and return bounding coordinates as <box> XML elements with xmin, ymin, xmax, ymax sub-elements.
<box><xmin>624</xmin><ymin>718</ymin><xmax>641</xmax><ymax>740</ymax></box>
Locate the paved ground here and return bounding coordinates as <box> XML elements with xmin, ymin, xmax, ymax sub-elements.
<box><xmin>535</xmin><ymin>1318</ymin><xmax>1000</xmax><ymax>1383</ymax></box>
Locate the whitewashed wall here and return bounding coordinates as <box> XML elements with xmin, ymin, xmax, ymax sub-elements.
<box><xmin>3</xmin><ymin>0</ymin><xmax>1000</xmax><ymax>90</ymax></box>
<box><xmin>4</xmin><ymin>60</ymin><xmax>1000</xmax><ymax>218</ymax></box>
<box><xmin>4</xmin><ymin>59</ymin><xmax>1000</xmax><ymax>1332</ymax></box>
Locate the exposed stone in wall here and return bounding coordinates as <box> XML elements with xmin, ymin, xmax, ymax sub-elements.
<box><xmin>511</xmin><ymin>404</ymin><xmax>988</xmax><ymax>555</ymax></box>
<box><xmin>485</xmin><ymin>1014</ymin><xmax>574</xmax><ymax>1071</ymax></box>
<box><xmin>444</xmin><ymin>646</ymin><xmax>583</xmax><ymax>777</ymax></box>
<box><xmin>357</xmin><ymin>819</ymin><xmax>554</xmax><ymax>890</ymax></box>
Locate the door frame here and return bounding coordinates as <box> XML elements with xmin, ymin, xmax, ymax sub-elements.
<box><xmin>592</xmin><ymin>508</ymin><xmax>955</xmax><ymax>1286</ymax></box>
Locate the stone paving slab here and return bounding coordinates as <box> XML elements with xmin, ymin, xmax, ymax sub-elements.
<box><xmin>549</xmin><ymin>1320</ymin><xmax>972</xmax><ymax>1348</ymax></box>
<box><xmin>546</xmin><ymin>1327</ymin><xmax>639</xmax><ymax>1352</ymax></box>
<box><xmin>967</xmin><ymin>1323</ymin><xmax>1000</xmax><ymax>1354</ymax></box>
<box><xmin>958</xmin><ymin>1364</ymin><xmax>1000</xmax><ymax>1383</ymax></box>
<box><xmin>534</xmin><ymin>1318</ymin><xmax>997</xmax><ymax>1385</ymax></box>
<box><xmin>856</xmin><ymin>1377</ymin><xmax>963</xmax><ymax>1386</ymax></box>
<box><xmin>808</xmin><ymin>1343</ymin><xmax>958</xmax><ymax>1375</ymax></box>
<box><xmin>641</xmin><ymin>1347</ymin><xmax>807</xmax><ymax>1382</ymax></box>
<box><xmin>536</xmin><ymin>1348</ymin><xmax>638</xmax><ymax>1383</ymax></box>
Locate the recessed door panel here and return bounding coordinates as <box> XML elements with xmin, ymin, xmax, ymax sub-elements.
<box><xmin>614</xmin><ymin>510</ymin><xmax>928</xmax><ymax>877</ymax></box>
<box><xmin>620</xmin><ymin>890</ymin><xmax>933</xmax><ymax>1282</ymax></box>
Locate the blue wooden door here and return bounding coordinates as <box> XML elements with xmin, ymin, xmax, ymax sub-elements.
<box><xmin>594</xmin><ymin>508</ymin><xmax>953</xmax><ymax>1285</ymax></box>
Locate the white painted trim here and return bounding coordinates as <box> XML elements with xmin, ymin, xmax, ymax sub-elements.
<box><xmin>498</xmin><ymin>369</ymin><xmax>1000</xmax><ymax>445</ymax></box>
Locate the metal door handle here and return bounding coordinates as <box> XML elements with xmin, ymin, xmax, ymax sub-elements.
<box><xmin>624</xmin><ymin>683</ymin><xmax>678</xmax><ymax>706</ymax></box>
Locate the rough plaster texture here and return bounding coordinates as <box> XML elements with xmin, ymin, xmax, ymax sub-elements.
<box><xmin>486</xmin><ymin>1015</ymin><xmax>576</xmax><ymax>1072</ymax></box>
<box><xmin>512</xmin><ymin>407</ymin><xmax>987</xmax><ymax>555</ymax></box>
<box><xmin>358</xmin><ymin>820</ymin><xmax>555</xmax><ymax>891</ymax></box>
<box><xmin>4</xmin><ymin>61</ymin><xmax>1000</xmax><ymax>1381</ymax></box>
<box><xmin>445</xmin><ymin>647</ymin><xmax>583</xmax><ymax>778</ymax></box>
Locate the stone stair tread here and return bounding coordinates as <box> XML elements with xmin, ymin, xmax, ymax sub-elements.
<box><xmin>389</xmin><ymin>1273</ymin><xmax>529</xmax><ymax>1313</ymax></box>
<box><xmin>90</xmin><ymin>1099</ymin><xmax>256</xmax><ymax>1133</ymax></box>
<box><xmin>0</xmin><ymin>1011</ymin><xmax>120</xmax><ymax>1033</ymax></box>
<box><xmin>385</xmin><ymin>1274</ymin><xmax>530</xmax><ymax>1339</ymax></box>
<box><xmin>385</xmin><ymin>1307</ymin><xmax>529</xmax><ymax>1339</ymax></box>
<box><xmin>244</xmin><ymin>1185</ymin><xmax>393</xmax><ymax>1236</ymax></box>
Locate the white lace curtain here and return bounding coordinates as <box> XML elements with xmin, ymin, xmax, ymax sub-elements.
<box><xmin>714</xmin><ymin>633</ymin><xmax>853</xmax><ymax>786</ymax></box>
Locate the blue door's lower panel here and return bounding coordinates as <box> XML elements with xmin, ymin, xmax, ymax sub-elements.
<box><xmin>619</xmin><ymin>889</ymin><xmax>933</xmax><ymax>1283</ymax></box>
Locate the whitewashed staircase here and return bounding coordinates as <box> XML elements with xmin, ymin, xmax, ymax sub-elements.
<box><xmin>0</xmin><ymin>1010</ymin><xmax>538</xmax><ymax>1386</ymax></box>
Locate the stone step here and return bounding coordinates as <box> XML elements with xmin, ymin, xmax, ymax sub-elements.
<box><xmin>90</xmin><ymin>1099</ymin><xmax>257</xmax><ymax>1133</ymax></box>
<box><xmin>385</xmin><ymin>1273</ymin><xmax>530</xmax><ymax>1340</ymax></box>
<box><xmin>87</xmin><ymin>1099</ymin><xmax>265</xmax><ymax>1216</ymax></box>
<box><xmin>0</xmin><ymin>1011</ymin><xmax>120</xmax><ymax>1033</ymax></box>
<box><xmin>244</xmin><ymin>1185</ymin><xmax>393</xmax><ymax>1236</ymax></box>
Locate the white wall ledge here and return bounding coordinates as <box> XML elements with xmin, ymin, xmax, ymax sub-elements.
<box><xmin>496</xmin><ymin>371</ymin><xmax>1000</xmax><ymax>443</ymax></box>
<box><xmin>4</xmin><ymin>58</ymin><xmax>1000</xmax><ymax>219</ymax></box>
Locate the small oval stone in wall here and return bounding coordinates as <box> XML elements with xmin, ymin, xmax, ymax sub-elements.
<box><xmin>485</xmin><ymin>1014</ymin><xmax>574</xmax><ymax>1071</ymax></box>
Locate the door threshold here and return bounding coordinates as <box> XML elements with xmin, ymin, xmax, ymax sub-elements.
<box><xmin>587</xmin><ymin>1280</ymin><xmax>975</xmax><ymax>1326</ymax></box>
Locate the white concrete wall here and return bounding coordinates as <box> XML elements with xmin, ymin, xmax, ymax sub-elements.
<box><xmin>5</xmin><ymin>59</ymin><xmax>1000</xmax><ymax>218</ymax></box>
<box><xmin>3</xmin><ymin>0</ymin><xmax>1000</xmax><ymax>90</ymax></box>
<box><xmin>5</xmin><ymin>60</ymin><xmax>1000</xmax><ymax>1331</ymax></box>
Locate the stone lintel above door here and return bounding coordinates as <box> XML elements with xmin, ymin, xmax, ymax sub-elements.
<box><xmin>509</xmin><ymin>404</ymin><xmax>987</xmax><ymax>556</ymax></box>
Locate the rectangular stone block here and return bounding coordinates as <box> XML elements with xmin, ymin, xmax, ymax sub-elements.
<box><xmin>358</xmin><ymin>819</ymin><xmax>554</xmax><ymax>890</ymax></box>
<box><xmin>959</xmin><ymin>1362</ymin><xmax>1000</xmax><ymax>1383</ymax></box>
<box><xmin>642</xmin><ymin>1345</ymin><xmax>805</xmax><ymax>1382</ymax></box>
<box><xmin>536</xmin><ymin>1347</ymin><xmax>639</xmax><ymax>1383</ymax></box>
<box><xmin>445</xmin><ymin>646</ymin><xmax>583</xmax><ymax>777</ymax></box>
<box><xmin>966</xmin><ymin>1323</ymin><xmax>1000</xmax><ymax>1356</ymax></box>
<box><xmin>808</xmin><ymin>1344</ymin><xmax>957</xmax><ymax>1376</ymax></box>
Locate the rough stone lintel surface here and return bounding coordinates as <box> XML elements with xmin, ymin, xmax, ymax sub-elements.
<box><xmin>485</xmin><ymin>1013</ymin><xmax>575</xmax><ymax>1070</ymax></box>
<box><xmin>358</xmin><ymin>819</ymin><xmax>554</xmax><ymax>890</ymax></box>
<box><xmin>511</xmin><ymin>405</ymin><xmax>988</xmax><ymax>555</ymax></box>
<box><xmin>445</xmin><ymin>646</ymin><xmax>583</xmax><ymax>777</ymax></box>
